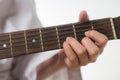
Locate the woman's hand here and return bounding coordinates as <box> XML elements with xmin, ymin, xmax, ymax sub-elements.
<box><xmin>37</xmin><ymin>11</ymin><xmax>108</xmax><ymax>80</ymax></box>
<box><xmin>63</xmin><ymin>11</ymin><xmax>108</xmax><ymax>68</ymax></box>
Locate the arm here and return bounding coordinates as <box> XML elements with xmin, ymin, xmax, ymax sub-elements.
<box><xmin>37</xmin><ymin>11</ymin><xmax>108</xmax><ymax>79</ymax></box>
<box><xmin>37</xmin><ymin>50</ymin><xmax>66</xmax><ymax>80</ymax></box>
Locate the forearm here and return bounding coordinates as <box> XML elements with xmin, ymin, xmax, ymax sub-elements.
<box><xmin>37</xmin><ymin>51</ymin><xmax>65</xmax><ymax>80</ymax></box>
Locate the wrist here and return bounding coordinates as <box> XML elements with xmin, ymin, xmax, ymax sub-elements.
<box><xmin>37</xmin><ymin>53</ymin><xmax>65</xmax><ymax>80</ymax></box>
<box><xmin>57</xmin><ymin>50</ymin><xmax>66</xmax><ymax>67</ymax></box>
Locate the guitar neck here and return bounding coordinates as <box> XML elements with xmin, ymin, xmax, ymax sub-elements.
<box><xmin>0</xmin><ymin>17</ymin><xmax>120</xmax><ymax>59</ymax></box>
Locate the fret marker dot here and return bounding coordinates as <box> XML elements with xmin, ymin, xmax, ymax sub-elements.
<box><xmin>3</xmin><ymin>44</ymin><xmax>7</xmax><ymax>48</ymax></box>
<box><xmin>32</xmin><ymin>39</ymin><xmax>36</xmax><ymax>43</ymax></box>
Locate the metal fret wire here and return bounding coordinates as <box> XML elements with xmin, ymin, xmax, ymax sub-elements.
<box><xmin>91</xmin><ymin>21</ymin><xmax>94</xmax><ymax>30</ymax></box>
<box><xmin>72</xmin><ymin>24</ymin><xmax>77</xmax><ymax>39</ymax></box>
<box><xmin>24</xmin><ymin>31</ymin><xmax>28</xmax><ymax>54</ymax></box>
<box><xmin>110</xmin><ymin>18</ymin><xmax>117</xmax><ymax>39</ymax></box>
<box><xmin>39</xmin><ymin>28</ymin><xmax>44</xmax><ymax>51</ymax></box>
<box><xmin>56</xmin><ymin>27</ymin><xmax>61</xmax><ymax>48</ymax></box>
<box><xmin>9</xmin><ymin>33</ymin><xmax>13</xmax><ymax>57</ymax></box>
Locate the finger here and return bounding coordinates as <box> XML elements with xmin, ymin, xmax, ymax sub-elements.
<box><xmin>79</xmin><ymin>10</ymin><xmax>89</xmax><ymax>22</ymax></box>
<box><xmin>63</xmin><ymin>41</ymin><xmax>79</xmax><ymax>66</ymax></box>
<box><xmin>85</xmin><ymin>30</ymin><xmax>108</xmax><ymax>48</ymax></box>
<box><xmin>66</xmin><ymin>37</ymin><xmax>89</xmax><ymax>66</ymax></box>
<box><xmin>81</xmin><ymin>37</ymin><xmax>100</xmax><ymax>62</ymax></box>
<box><xmin>65</xmin><ymin>58</ymin><xmax>73</xmax><ymax>68</ymax></box>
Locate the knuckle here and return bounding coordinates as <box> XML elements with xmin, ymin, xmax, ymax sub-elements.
<box><xmin>90</xmin><ymin>52</ymin><xmax>97</xmax><ymax>58</ymax></box>
<box><xmin>90</xmin><ymin>59</ymin><xmax>97</xmax><ymax>63</ymax></box>
<box><xmin>104</xmin><ymin>36</ymin><xmax>108</xmax><ymax>44</ymax></box>
<box><xmin>104</xmin><ymin>35</ymin><xmax>108</xmax><ymax>41</ymax></box>
<box><xmin>82</xmin><ymin>47</ymin><xmax>86</xmax><ymax>53</ymax></box>
<box><xmin>77</xmin><ymin>48</ymin><xmax>86</xmax><ymax>57</ymax></box>
<box><xmin>100</xmin><ymin>35</ymin><xmax>108</xmax><ymax>46</ymax></box>
<box><xmin>70</xmin><ymin>56</ymin><xmax>77</xmax><ymax>63</ymax></box>
<box><xmin>90</xmin><ymin>48</ymin><xmax>99</xmax><ymax>57</ymax></box>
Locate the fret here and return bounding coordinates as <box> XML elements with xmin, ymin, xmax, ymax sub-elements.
<box><xmin>39</xmin><ymin>28</ymin><xmax>44</xmax><ymax>51</ymax></box>
<box><xmin>74</xmin><ymin>22</ymin><xmax>91</xmax><ymax>41</ymax></box>
<box><xmin>72</xmin><ymin>24</ymin><xmax>77</xmax><ymax>39</ymax></box>
<box><xmin>58</xmin><ymin>24</ymin><xmax>74</xmax><ymax>48</ymax></box>
<box><xmin>110</xmin><ymin>18</ymin><xmax>117</xmax><ymax>39</ymax></box>
<box><xmin>11</xmin><ymin>31</ymin><xmax>26</xmax><ymax>57</ymax></box>
<box><xmin>0</xmin><ymin>33</ymin><xmax>11</xmax><ymax>59</ymax></box>
<box><xmin>9</xmin><ymin>33</ymin><xmax>13</xmax><ymax>57</ymax></box>
<box><xmin>90</xmin><ymin>21</ymin><xmax>94</xmax><ymax>30</ymax></box>
<box><xmin>26</xmin><ymin>28</ymin><xmax>42</xmax><ymax>53</ymax></box>
<box><xmin>113</xmin><ymin>17</ymin><xmax>120</xmax><ymax>39</ymax></box>
<box><xmin>92</xmin><ymin>18</ymin><xmax>114</xmax><ymax>40</ymax></box>
<box><xmin>41</xmin><ymin>27</ymin><xmax>58</xmax><ymax>51</ymax></box>
<box><xmin>24</xmin><ymin>31</ymin><xmax>28</xmax><ymax>54</ymax></box>
<box><xmin>56</xmin><ymin>27</ymin><xmax>61</xmax><ymax>49</ymax></box>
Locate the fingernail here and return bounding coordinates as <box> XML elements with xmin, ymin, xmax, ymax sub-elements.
<box><xmin>63</xmin><ymin>41</ymin><xmax>68</xmax><ymax>48</ymax></box>
<box><xmin>66</xmin><ymin>37</ymin><xmax>71</xmax><ymax>42</ymax></box>
<box><xmin>85</xmin><ymin>31</ymin><xmax>89</xmax><ymax>36</ymax></box>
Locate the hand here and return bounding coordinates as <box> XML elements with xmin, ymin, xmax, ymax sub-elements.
<box><xmin>37</xmin><ymin>11</ymin><xmax>108</xmax><ymax>80</ymax></box>
<box><xmin>63</xmin><ymin>11</ymin><xmax>108</xmax><ymax>68</ymax></box>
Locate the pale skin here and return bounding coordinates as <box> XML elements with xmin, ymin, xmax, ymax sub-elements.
<box><xmin>37</xmin><ymin>11</ymin><xmax>108</xmax><ymax>80</ymax></box>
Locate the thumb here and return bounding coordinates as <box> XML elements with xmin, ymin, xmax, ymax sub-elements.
<box><xmin>79</xmin><ymin>10</ymin><xmax>89</xmax><ymax>22</ymax></box>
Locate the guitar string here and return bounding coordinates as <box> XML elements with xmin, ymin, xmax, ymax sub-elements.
<box><xmin>0</xmin><ymin>22</ymin><xmax>111</xmax><ymax>42</ymax></box>
<box><xmin>0</xmin><ymin>26</ymin><xmax>113</xmax><ymax>44</ymax></box>
<box><xmin>0</xmin><ymin>33</ymin><xmax>114</xmax><ymax>50</ymax></box>
<box><xmin>0</xmin><ymin>25</ymin><xmax>113</xmax><ymax>46</ymax></box>
<box><xmin>0</xmin><ymin>27</ymin><xmax>112</xmax><ymax>46</ymax></box>
<box><xmin>0</xmin><ymin>19</ymin><xmax>111</xmax><ymax>41</ymax></box>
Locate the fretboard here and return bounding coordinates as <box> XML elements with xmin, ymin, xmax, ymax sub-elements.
<box><xmin>0</xmin><ymin>17</ymin><xmax>120</xmax><ymax>59</ymax></box>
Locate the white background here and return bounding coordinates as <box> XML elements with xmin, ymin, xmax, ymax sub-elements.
<box><xmin>35</xmin><ymin>0</ymin><xmax>120</xmax><ymax>80</ymax></box>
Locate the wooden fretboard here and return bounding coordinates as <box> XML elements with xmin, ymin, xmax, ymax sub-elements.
<box><xmin>0</xmin><ymin>17</ymin><xmax>120</xmax><ymax>59</ymax></box>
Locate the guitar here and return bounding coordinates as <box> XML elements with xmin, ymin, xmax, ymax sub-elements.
<box><xmin>0</xmin><ymin>17</ymin><xmax>120</xmax><ymax>59</ymax></box>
